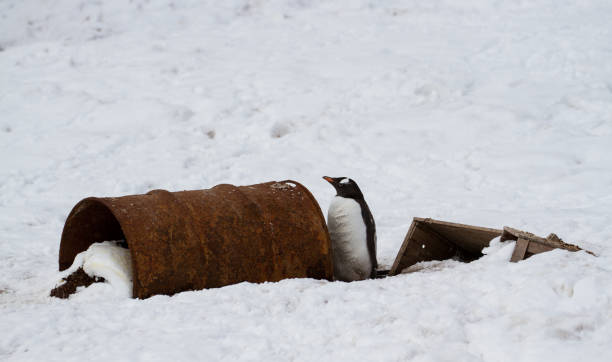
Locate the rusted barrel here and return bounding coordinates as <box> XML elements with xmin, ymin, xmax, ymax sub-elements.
<box><xmin>59</xmin><ymin>180</ymin><xmax>333</xmax><ymax>298</ymax></box>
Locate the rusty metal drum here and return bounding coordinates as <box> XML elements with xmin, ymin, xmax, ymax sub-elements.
<box><xmin>58</xmin><ymin>180</ymin><xmax>333</xmax><ymax>298</ymax></box>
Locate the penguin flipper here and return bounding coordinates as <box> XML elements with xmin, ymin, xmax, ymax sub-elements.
<box><xmin>357</xmin><ymin>200</ymin><xmax>377</xmax><ymax>279</ymax></box>
<box><xmin>368</xmin><ymin>232</ymin><xmax>377</xmax><ymax>279</ymax></box>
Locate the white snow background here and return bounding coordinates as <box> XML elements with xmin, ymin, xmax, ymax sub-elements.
<box><xmin>1</xmin><ymin>0</ymin><xmax>612</xmax><ymax>361</ymax></box>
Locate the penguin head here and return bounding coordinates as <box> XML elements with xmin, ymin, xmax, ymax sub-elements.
<box><xmin>323</xmin><ymin>176</ymin><xmax>364</xmax><ymax>199</ymax></box>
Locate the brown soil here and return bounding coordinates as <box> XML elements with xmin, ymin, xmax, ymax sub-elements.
<box><xmin>50</xmin><ymin>268</ymin><xmax>105</xmax><ymax>299</ymax></box>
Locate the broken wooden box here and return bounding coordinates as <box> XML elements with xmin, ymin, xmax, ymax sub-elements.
<box><xmin>389</xmin><ymin>218</ymin><xmax>501</xmax><ymax>275</ymax></box>
<box><xmin>389</xmin><ymin>218</ymin><xmax>592</xmax><ymax>275</ymax></box>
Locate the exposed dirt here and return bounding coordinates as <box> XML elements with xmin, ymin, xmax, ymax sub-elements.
<box><xmin>50</xmin><ymin>268</ymin><xmax>105</xmax><ymax>299</ymax></box>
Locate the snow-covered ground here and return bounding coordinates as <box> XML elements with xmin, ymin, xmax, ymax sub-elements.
<box><xmin>1</xmin><ymin>0</ymin><xmax>612</xmax><ymax>360</ymax></box>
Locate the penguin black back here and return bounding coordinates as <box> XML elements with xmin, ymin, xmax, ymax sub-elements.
<box><xmin>323</xmin><ymin>176</ymin><xmax>377</xmax><ymax>278</ymax></box>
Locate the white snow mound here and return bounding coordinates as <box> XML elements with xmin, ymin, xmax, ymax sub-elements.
<box><xmin>57</xmin><ymin>241</ymin><xmax>133</xmax><ymax>298</ymax></box>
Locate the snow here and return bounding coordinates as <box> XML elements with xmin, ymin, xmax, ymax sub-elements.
<box><xmin>1</xmin><ymin>0</ymin><xmax>612</xmax><ymax>361</ymax></box>
<box><xmin>56</xmin><ymin>241</ymin><xmax>133</xmax><ymax>298</ymax></box>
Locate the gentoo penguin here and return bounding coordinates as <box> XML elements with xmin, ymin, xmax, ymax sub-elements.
<box><xmin>323</xmin><ymin>176</ymin><xmax>377</xmax><ymax>281</ymax></box>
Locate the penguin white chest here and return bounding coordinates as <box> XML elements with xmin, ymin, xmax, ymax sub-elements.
<box><xmin>327</xmin><ymin>196</ymin><xmax>371</xmax><ymax>281</ymax></box>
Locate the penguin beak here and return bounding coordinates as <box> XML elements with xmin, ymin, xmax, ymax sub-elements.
<box><xmin>322</xmin><ymin>176</ymin><xmax>335</xmax><ymax>184</ymax></box>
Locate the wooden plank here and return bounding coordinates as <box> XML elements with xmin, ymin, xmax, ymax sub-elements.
<box><xmin>417</xmin><ymin>223</ymin><xmax>455</xmax><ymax>249</ymax></box>
<box><xmin>510</xmin><ymin>238</ymin><xmax>529</xmax><ymax>262</ymax></box>
<box><xmin>501</xmin><ymin>226</ymin><xmax>594</xmax><ymax>256</ymax></box>
<box><xmin>526</xmin><ymin>241</ymin><xmax>555</xmax><ymax>254</ymax></box>
<box><xmin>416</xmin><ymin>218</ymin><xmax>502</xmax><ymax>254</ymax></box>
<box><xmin>389</xmin><ymin>219</ymin><xmax>419</xmax><ymax>275</ymax></box>
<box><xmin>388</xmin><ymin>220</ymin><xmax>456</xmax><ymax>275</ymax></box>
<box><xmin>389</xmin><ymin>226</ymin><xmax>429</xmax><ymax>275</ymax></box>
<box><xmin>500</xmin><ymin>227</ymin><xmax>517</xmax><ymax>243</ymax></box>
<box><xmin>414</xmin><ymin>218</ymin><xmax>502</xmax><ymax>235</ymax></box>
<box><xmin>411</xmin><ymin>224</ymin><xmax>456</xmax><ymax>262</ymax></box>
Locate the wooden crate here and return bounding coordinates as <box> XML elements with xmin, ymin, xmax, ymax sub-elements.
<box><xmin>388</xmin><ymin>218</ymin><xmax>502</xmax><ymax>276</ymax></box>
